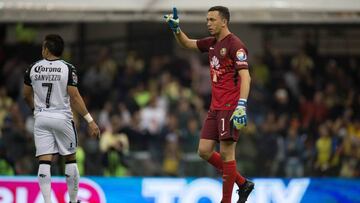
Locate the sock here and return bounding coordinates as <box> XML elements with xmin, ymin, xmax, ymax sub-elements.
<box><xmin>221</xmin><ymin>160</ymin><xmax>237</xmax><ymax>203</ymax></box>
<box><xmin>207</xmin><ymin>152</ymin><xmax>246</xmax><ymax>186</ymax></box>
<box><xmin>38</xmin><ymin>161</ymin><xmax>52</xmax><ymax>203</ymax></box>
<box><xmin>65</xmin><ymin>162</ymin><xmax>80</xmax><ymax>203</ymax></box>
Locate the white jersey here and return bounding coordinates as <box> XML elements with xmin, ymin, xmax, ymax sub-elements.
<box><xmin>24</xmin><ymin>59</ymin><xmax>78</xmax><ymax>120</ymax></box>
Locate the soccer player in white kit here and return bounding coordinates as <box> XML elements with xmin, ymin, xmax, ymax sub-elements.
<box><xmin>23</xmin><ymin>34</ymin><xmax>100</xmax><ymax>203</ymax></box>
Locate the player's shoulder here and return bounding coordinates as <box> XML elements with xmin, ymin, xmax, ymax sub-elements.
<box><xmin>58</xmin><ymin>60</ymin><xmax>76</xmax><ymax>70</ymax></box>
<box><xmin>228</xmin><ymin>34</ymin><xmax>247</xmax><ymax>48</ymax></box>
<box><xmin>199</xmin><ymin>36</ymin><xmax>216</xmax><ymax>43</ymax></box>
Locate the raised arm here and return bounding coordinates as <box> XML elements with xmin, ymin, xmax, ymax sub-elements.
<box><xmin>164</xmin><ymin>7</ymin><xmax>198</xmax><ymax>50</ymax></box>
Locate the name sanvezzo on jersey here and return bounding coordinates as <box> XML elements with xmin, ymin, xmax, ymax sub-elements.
<box><xmin>33</xmin><ymin>65</ymin><xmax>62</xmax><ymax>81</ymax></box>
<box><xmin>34</xmin><ymin>74</ymin><xmax>61</xmax><ymax>81</ymax></box>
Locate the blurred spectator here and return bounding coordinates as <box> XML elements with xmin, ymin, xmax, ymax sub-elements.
<box><xmin>314</xmin><ymin>124</ymin><xmax>335</xmax><ymax>176</ymax></box>
<box><xmin>251</xmin><ymin>55</ymin><xmax>270</xmax><ymax>87</ymax></box>
<box><xmin>0</xmin><ymin>86</ymin><xmax>13</xmax><ymax>131</ymax></box>
<box><xmin>257</xmin><ymin>112</ymin><xmax>280</xmax><ymax>177</ymax></box>
<box><xmin>191</xmin><ymin>54</ymin><xmax>211</xmax><ymax>101</ymax></box>
<box><xmin>272</xmin><ymin>88</ymin><xmax>294</xmax><ymax>115</ymax></box>
<box><xmin>299</xmin><ymin>91</ymin><xmax>328</xmax><ymax>130</ymax></box>
<box><xmin>139</xmin><ymin>94</ymin><xmax>166</xmax><ymax>136</ymax></box>
<box><xmin>291</xmin><ymin>47</ymin><xmax>314</xmax><ymax>78</ymax></box>
<box><xmin>284</xmin><ymin>124</ymin><xmax>305</xmax><ymax>177</ymax></box>
<box><xmin>180</xmin><ymin>117</ymin><xmax>200</xmax><ymax>153</ymax></box>
<box><xmin>162</xmin><ymin>134</ymin><xmax>180</xmax><ymax>176</ymax></box>
<box><xmin>2</xmin><ymin>51</ymin><xmax>28</xmax><ymax>99</ymax></box>
<box><xmin>236</xmin><ymin>122</ymin><xmax>259</xmax><ymax>177</ymax></box>
<box><xmin>162</xmin><ymin>114</ymin><xmax>181</xmax><ymax>176</ymax></box>
<box><xmin>0</xmin><ymin>142</ymin><xmax>14</xmax><ymax>175</ymax></box>
<box><xmin>76</xmin><ymin>146</ymin><xmax>86</xmax><ymax>176</ymax></box>
<box><xmin>82</xmin><ymin>48</ymin><xmax>116</xmax><ymax>108</ymax></box>
<box><xmin>100</xmin><ymin>114</ymin><xmax>130</xmax><ymax>176</ymax></box>
<box><xmin>98</xmin><ymin>101</ymin><xmax>113</xmax><ymax>130</ymax></box>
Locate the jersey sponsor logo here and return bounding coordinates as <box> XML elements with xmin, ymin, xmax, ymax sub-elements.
<box><xmin>210</xmin><ymin>56</ymin><xmax>220</xmax><ymax>69</ymax></box>
<box><xmin>220</xmin><ymin>48</ymin><xmax>226</xmax><ymax>56</ymax></box>
<box><xmin>236</xmin><ymin>49</ymin><xmax>247</xmax><ymax>61</ymax></box>
<box><xmin>34</xmin><ymin>65</ymin><xmax>61</xmax><ymax>74</ymax></box>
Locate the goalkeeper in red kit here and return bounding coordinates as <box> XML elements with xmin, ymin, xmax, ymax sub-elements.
<box><xmin>164</xmin><ymin>6</ymin><xmax>254</xmax><ymax>203</ymax></box>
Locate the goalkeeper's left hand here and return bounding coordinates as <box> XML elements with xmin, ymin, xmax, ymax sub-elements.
<box><xmin>164</xmin><ymin>7</ymin><xmax>181</xmax><ymax>34</ymax></box>
<box><xmin>230</xmin><ymin>99</ymin><xmax>248</xmax><ymax>130</ymax></box>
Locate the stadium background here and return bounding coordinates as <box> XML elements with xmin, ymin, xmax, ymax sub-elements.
<box><xmin>0</xmin><ymin>0</ymin><xmax>359</xmax><ymax>202</ymax></box>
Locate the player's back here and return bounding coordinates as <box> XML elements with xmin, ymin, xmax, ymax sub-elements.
<box><xmin>25</xmin><ymin>59</ymin><xmax>76</xmax><ymax>120</ymax></box>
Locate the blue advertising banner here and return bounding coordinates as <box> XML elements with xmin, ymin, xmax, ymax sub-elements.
<box><xmin>0</xmin><ymin>176</ymin><xmax>359</xmax><ymax>203</ymax></box>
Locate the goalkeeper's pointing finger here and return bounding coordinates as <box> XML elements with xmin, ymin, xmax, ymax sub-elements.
<box><xmin>173</xmin><ymin>7</ymin><xmax>178</xmax><ymax>19</ymax></box>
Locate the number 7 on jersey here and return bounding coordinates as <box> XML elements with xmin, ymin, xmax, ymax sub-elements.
<box><xmin>42</xmin><ymin>83</ymin><xmax>53</xmax><ymax>108</ymax></box>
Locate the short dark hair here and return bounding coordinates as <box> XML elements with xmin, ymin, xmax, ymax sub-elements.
<box><xmin>208</xmin><ymin>6</ymin><xmax>230</xmax><ymax>24</ymax></box>
<box><xmin>44</xmin><ymin>34</ymin><xmax>64</xmax><ymax>57</ymax></box>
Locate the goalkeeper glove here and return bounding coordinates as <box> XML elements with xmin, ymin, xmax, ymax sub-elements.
<box><xmin>164</xmin><ymin>7</ymin><xmax>181</xmax><ymax>34</ymax></box>
<box><xmin>230</xmin><ymin>99</ymin><xmax>248</xmax><ymax>130</ymax></box>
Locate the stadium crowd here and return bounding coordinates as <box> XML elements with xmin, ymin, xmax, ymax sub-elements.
<box><xmin>0</xmin><ymin>33</ymin><xmax>359</xmax><ymax>178</ymax></box>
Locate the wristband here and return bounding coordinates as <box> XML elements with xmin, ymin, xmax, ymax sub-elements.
<box><xmin>84</xmin><ymin>113</ymin><xmax>93</xmax><ymax>123</ymax></box>
<box><xmin>238</xmin><ymin>99</ymin><xmax>247</xmax><ymax>107</ymax></box>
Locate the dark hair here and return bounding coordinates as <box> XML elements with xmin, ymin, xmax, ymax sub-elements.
<box><xmin>44</xmin><ymin>34</ymin><xmax>64</xmax><ymax>57</ymax></box>
<box><xmin>208</xmin><ymin>6</ymin><xmax>230</xmax><ymax>24</ymax></box>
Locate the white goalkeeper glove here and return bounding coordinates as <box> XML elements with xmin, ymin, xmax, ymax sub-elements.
<box><xmin>230</xmin><ymin>99</ymin><xmax>248</xmax><ymax>130</ymax></box>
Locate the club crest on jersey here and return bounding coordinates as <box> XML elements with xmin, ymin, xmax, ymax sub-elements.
<box><xmin>210</xmin><ymin>56</ymin><xmax>220</xmax><ymax>69</ymax></box>
<box><xmin>236</xmin><ymin>49</ymin><xmax>247</xmax><ymax>61</ymax></box>
<box><xmin>220</xmin><ymin>48</ymin><xmax>227</xmax><ymax>56</ymax></box>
